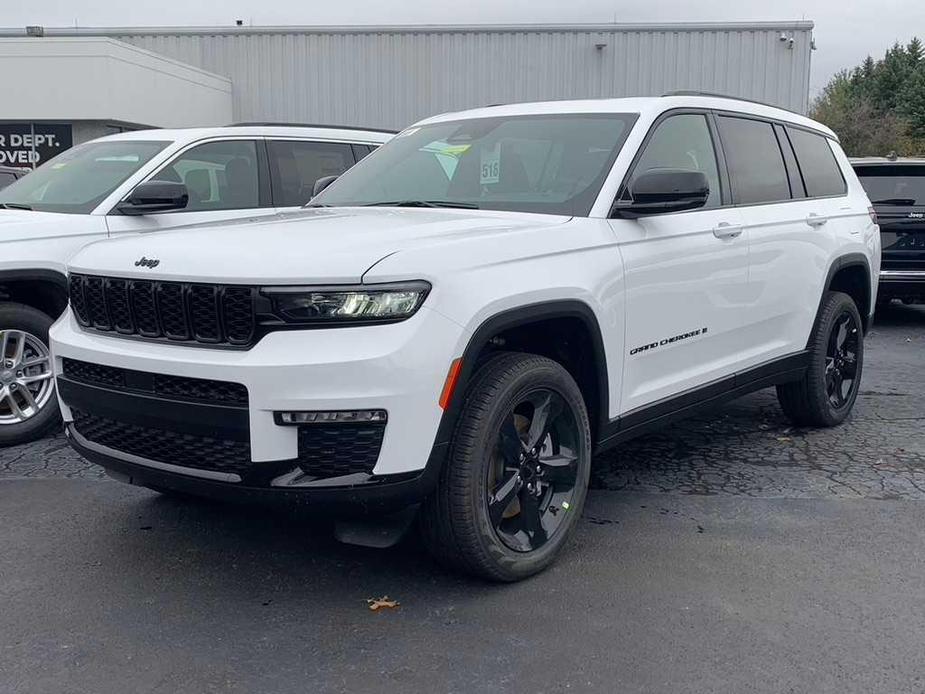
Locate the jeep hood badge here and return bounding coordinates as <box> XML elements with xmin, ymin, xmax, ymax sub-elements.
<box><xmin>135</xmin><ymin>256</ymin><xmax>160</xmax><ymax>268</ymax></box>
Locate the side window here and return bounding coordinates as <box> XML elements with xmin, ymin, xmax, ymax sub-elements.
<box><xmin>268</xmin><ymin>140</ymin><xmax>356</xmax><ymax>207</ymax></box>
<box><xmin>152</xmin><ymin>140</ymin><xmax>260</xmax><ymax>212</ymax></box>
<box><xmin>352</xmin><ymin>144</ymin><xmax>374</xmax><ymax>161</ymax></box>
<box><xmin>631</xmin><ymin>114</ymin><xmax>721</xmax><ymax>208</ymax></box>
<box><xmin>0</xmin><ymin>172</ymin><xmax>16</xmax><ymax>188</ymax></box>
<box><xmin>717</xmin><ymin>116</ymin><xmax>791</xmax><ymax>205</ymax></box>
<box><xmin>774</xmin><ymin>124</ymin><xmax>805</xmax><ymax>198</ymax></box>
<box><xmin>786</xmin><ymin>127</ymin><xmax>847</xmax><ymax>198</ymax></box>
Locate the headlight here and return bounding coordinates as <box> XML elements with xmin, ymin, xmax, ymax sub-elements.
<box><xmin>261</xmin><ymin>281</ymin><xmax>430</xmax><ymax>325</ymax></box>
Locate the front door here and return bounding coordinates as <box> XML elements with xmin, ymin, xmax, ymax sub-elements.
<box><xmin>105</xmin><ymin>139</ymin><xmax>273</xmax><ymax>236</ymax></box>
<box><xmin>609</xmin><ymin>112</ymin><xmax>750</xmax><ymax>414</ymax></box>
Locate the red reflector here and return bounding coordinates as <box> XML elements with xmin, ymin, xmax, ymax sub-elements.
<box><xmin>439</xmin><ymin>358</ymin><xmax>463</xmax><ymax>410</ymax></box>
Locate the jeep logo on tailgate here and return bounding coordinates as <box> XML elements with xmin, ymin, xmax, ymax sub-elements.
<box><xmin>134</xmin><ymin>256</ymin><xmax>160</xmax><ymax>268</ymax></box>
<box><xmin>909</xmin><ymin>212</ymin><xmax>924</xmax><ymax>219</ymax></box>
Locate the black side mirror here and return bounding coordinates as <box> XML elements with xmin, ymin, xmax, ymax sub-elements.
<box><xmin>312</xmin><ymin>175</ymin><xmax>339</xmax><ymax>198</ymax></box>
<box><xmin>613</xmin><ymin>170</ymin><xmax>710</xmax><ymax>219</ymax></box>
<box><xmin>117</xmin><ymin>181</ymin><xmax>189</xmax><ymax>216</ymax></box>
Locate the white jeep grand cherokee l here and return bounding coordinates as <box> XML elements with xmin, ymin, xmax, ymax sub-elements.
<box><xmin>0</xmin><ymin>123</ymin><xmax>391</xmax><ymax>446</ymax></box>
<box><xmin>50</xmin><ymin>95</ymin><xmax>880</xmax><ymax>581</ymax></box>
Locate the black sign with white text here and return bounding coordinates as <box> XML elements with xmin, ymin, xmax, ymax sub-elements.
<box><xmin>0</xmin><ymin>124</ymin><xmax>73</xmax><ymax>167</ymax></box>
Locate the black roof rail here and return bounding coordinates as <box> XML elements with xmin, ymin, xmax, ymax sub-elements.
<box><xmin>227</xmin><ymin>121</ymin><xmax>397</xmax><ymax>134</ymax></box>
<box><xmin>661</xmin><ymin>90</ymin><xmax>800</xmax><ymax>115</ymax></box>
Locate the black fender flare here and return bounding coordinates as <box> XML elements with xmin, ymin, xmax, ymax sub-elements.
<box><xmin>813</xmin><ymin>253</ymin><xmax>873</xmax><ymax>338</ymax></box>
<box><xmin>418</xmin><ymin>300</ymin><xmax>611</xmax><ymax>492</ymax></box>
<box><xmin>0</xmin><ymin>268</ymin><xmax>68</xmax><ymax>290</ymax></box>
<box><xmin>0</xmin><ymin>269</ymin><xmax>69</xmax><ymax>316</ymax></box>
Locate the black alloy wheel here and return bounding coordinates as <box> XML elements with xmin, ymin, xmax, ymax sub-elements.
<box><xmin>488</xmin><ymin>388</ymin><xmax>581</xmax><ymax>553</ymax></box>
<box><xmin>825</xmin><ymin>310</ymin><xmax>861</xmax><ymax>410</ymax></box>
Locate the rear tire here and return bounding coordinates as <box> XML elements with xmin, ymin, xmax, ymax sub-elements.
<box><xmin>420</xmin><ymin>353</ymin><xmax>592</xmax><ymax>582</ymax></box>
<box><xmin>777</xmin><ymin>291</ymin><xmax>864</xmax><ymax>427</ymax></box>
<box><xmin>0</xmin><ymin>303</ymin><xmax>61</xmax><ymax>447</ymax></box>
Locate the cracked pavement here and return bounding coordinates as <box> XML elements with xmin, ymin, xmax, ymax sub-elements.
<box><xmin>3</xmin><ymin>303</ymin><xmax>923</xmax><ymax>499</ymax></box>
<box><xmin>1</xmin><ymin>303</ymin><xmax>924</xmax><ymax>694</ymax></box>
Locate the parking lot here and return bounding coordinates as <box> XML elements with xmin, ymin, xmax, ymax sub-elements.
<box><xmin>1</xmin><ymin>303</ymin><xmax>924</xmax><ymax>693</ymax></box>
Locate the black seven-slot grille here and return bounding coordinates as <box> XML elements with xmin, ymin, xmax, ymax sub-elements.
<box><xmin>68</xmin><ymin>273</ymin><xmax>257</xmax><ymax>346</ymax></box>
<box><xmin>62</xmin><ymin>358</ymin><xmax>249</xmax><ymax>407</ymax></box>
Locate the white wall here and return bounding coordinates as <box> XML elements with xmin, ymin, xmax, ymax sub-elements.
<box><xmin>108</xmin><ymin>22</ymin><xmax>814</xmax><ymax>128</ymax></box>
<box><xmin>0</xmin><ymin>37</ymin><xmax>233</xmax><ymax>128</ymax></box>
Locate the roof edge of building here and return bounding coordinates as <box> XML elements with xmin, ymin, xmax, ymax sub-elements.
<box><xmin>0</xmin><ymin>20</ymin><xmax>815</xmax><ymax>38</ymax></box>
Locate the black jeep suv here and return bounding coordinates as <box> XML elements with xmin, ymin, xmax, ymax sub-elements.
<box><xmin>853</xmin><ymin>157</ymin><xmax>925</xmax><ymax>306</ymax></box>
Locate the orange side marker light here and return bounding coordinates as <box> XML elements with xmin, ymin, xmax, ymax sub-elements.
<box><xmin>439</xmin><ymin>358</ymin><xmax>463</xmax><ymax>410</ymax></box>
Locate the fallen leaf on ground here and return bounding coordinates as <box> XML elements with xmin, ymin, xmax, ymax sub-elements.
<box><xmin>367</xmin><ymin>597</ymin><xmax>400</xmax><ymax>611</ymax></box>
<box><xmin>777</xmin><ymin>437</ymin><xmax>792</xmax><ymax>442</ymax></box>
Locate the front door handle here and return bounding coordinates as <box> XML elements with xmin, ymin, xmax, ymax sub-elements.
<box><xmin>806</xmin><ymin>213</ymin><xmax>828</xmax><ymax>228</ymax></box>
<box><xmin>712</xmin><ymin>222</ymin><xmax>744</xmax><ymax>240</ymax></box>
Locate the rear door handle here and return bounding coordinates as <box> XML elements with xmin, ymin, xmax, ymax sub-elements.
<box><xmin>806</xmin><ymin>213</ymin><xmax>828</xmax><ymax>228</ymax></box>
<box><xmin>712</xmin><ymin>222</ymin><xmax>744</xmax><ymax>240</ymax></box>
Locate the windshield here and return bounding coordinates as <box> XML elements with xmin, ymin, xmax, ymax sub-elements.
<box><xmin>313</xmin><ymin>113</ymin><xmax>636</xmax><ymax>216</ymax></box>
<box><xmin>0</xmin><ymin>140</ymin><xmax>170</xmax><ymax>214</ymax></box>
<box><xmin>856</xmin><ymin>165</ymin><xmax>925</xmax><ymax>206</ymax></box>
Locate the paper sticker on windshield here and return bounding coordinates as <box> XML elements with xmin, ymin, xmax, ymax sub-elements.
<box><xmin>480</xmin><ymin>144</ymin><xmax>501</xmax><ymax>185</ymax></box>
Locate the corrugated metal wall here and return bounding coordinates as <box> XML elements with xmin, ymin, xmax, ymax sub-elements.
<box><xmin>70</xmin><ymin>23</ymin><xmax>812</xmax><ymax>128</ymax></box>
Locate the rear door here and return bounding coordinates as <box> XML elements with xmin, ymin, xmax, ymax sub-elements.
<box><xmin>855</xmin><ymin>164</ymin><xmax>925</xmax><ymax>275</ymax></box>
<box><xmin>716</xmin><ymin>115</ymin><xmax>842</xmax><ymax>365</ymax></box>
<box><xmin>266</xmin><ymin>140</ymin><xmax>358</xmax><ymax>209</ymax></box>
<box><xmin>105</xmin><ymin>138</ymin><xmax>273</xmax><ymax>236</ymax></box>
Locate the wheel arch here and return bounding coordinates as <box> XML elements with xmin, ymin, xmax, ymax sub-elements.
<box><xmin>435</xmin><ymin>300</ymin><xmax>611</xmax><ymax>450</ymax></box>
<box><xmin>817</xmin><ymin>253</ymin><xmax>873</xmax><ymax>335</ymax></box>
<box><xmin>0</xmin><ymin>269</ymin><xmax>69</xmax><ymax>319</ymax></box>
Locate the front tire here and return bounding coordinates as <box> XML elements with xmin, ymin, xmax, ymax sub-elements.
<box><xmin>777</xmin><ymin>291</ymin><xmax>864</xmax><ymax>427</ymax></box>
<box><xmin>420</xmin><ymin>353</ymin><xmax>592</xmax><ymax>582</ymax></box>
<box><xmin>0</xmin><ymin>303</ymin><xmax>60</xmax><ymax>447</ymax></box>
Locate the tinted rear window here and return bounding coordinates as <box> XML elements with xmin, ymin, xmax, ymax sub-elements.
<box><xmin>717</xmin><ymin>116</ymin><xmax>791</xmax><ymax>205</ymax></box>
<box><xmin>787</xmin><ymin>128</ymin><xmax>846</xmax><ymax>197</ymax></box>
<box><xmin>855</xmin><ymin>165</ymin><xmax>925</xmax><ymax>206</ymax></box>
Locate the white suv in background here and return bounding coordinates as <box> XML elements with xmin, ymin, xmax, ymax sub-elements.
<box><xmin>0</xmin><ymin>123</ymin><xmax>391</xmax><ymax>445</ymax></box>
<box><xmin>51</xmin><ymin>95</ymin><xmax>879</xmax><ymax>581</ymax></box>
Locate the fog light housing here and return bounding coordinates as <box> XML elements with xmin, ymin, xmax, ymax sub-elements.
<box><xmin>274</xmin><ymin>410</ymin><xmax>388</xmax><ymax>425</ymax></box>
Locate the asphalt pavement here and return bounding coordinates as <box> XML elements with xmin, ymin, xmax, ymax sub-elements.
<box><xmin>1</xmin><ymin>303</ymin><xmax>924</xmax><ymax>694</ymax></box>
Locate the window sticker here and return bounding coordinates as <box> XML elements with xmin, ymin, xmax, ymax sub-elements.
<box><xmin>420</xmin><ymin>141</ymin><xmax>472</xmax><ymax>179</ymax></box>
<box><xmin>480</xmin><ymin>143</ymin><xmax>501</xmax><ymax>185</ymax></box>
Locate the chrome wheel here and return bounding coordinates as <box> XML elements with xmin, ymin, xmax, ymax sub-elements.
<box><xmin>487</xmin><ymin>388</ymin><xmax>581</xmax><ymax>553</ymax></box>
<box><xmin>0</xmin><ymin>330</ymin><xmax>54</xmax><ymax>425</ymax></box>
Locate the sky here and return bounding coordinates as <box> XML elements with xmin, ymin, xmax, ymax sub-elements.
<box><xmin>2</xmin><ymin>0</ymin><xmax>923</xmax><ymax>97</ymax></box>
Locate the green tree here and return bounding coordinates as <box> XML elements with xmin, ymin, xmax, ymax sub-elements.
<box><xmin>812</xmin><ymin>38</ymin><xmax>925</xmax><ymax>155</ymax></box>
<box><xmin>900</xmin><ymin>63</ymin><xmax>925</xmax><ymax>139</ymax></box>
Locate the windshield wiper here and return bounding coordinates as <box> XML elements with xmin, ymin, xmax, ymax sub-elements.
<box><xmin>360</xmin><ymin>200</ymin><xmax>480</xmax><ymax>209</ymax></box>
<box><xmin>0</xmin><ymin>203</ymin><xmax>33</xmax><ymax>210</ymax></box>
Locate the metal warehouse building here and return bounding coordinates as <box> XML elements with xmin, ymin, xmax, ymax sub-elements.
<box><xmin>0</xmin><ymin>21</ymin><xmax>814</xmax><ymax>163</ymax></box>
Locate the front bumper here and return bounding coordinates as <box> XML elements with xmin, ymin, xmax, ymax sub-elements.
<box><xmin>50</xmin><ymin>307</ymin><xmax>466</xmax><ymax>510</ymax></box>
<box><xmin>66</xmin><ymin>425</ymin><xmax>445</xmax><ymax>513</ymax></box>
